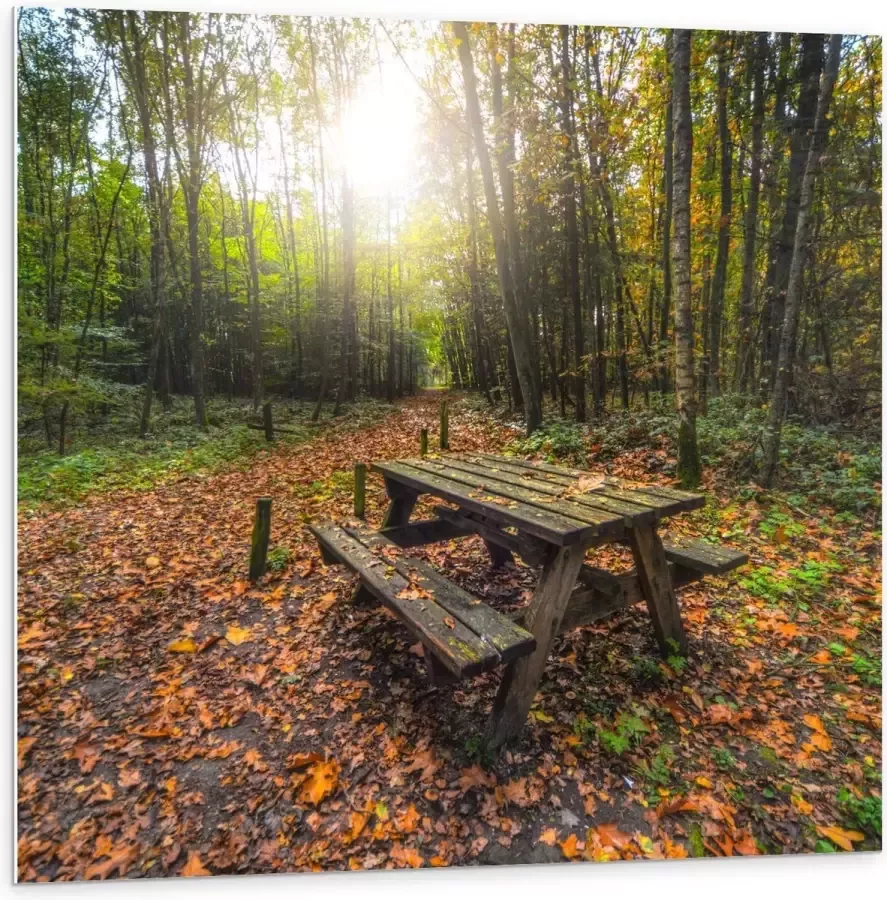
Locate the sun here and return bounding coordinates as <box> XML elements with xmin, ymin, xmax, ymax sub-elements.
<box><xmin>336</xmin><ymin>78</ymin><xmax>417</xmax><ymax>197</ymax></box>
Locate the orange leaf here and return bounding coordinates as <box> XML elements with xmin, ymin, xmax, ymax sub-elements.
<box><xmin>558</xmin><ymin>833</ymin><xmax>579</xmax><ymax>859</ymax></box>
<box><xmin>596</xmin><ymin>823</ymin><xmax>633</xmax><ymax>850</ymax></box>
<box><xmin>168</xmin><ymin>638</ymin><xmax>198</xmax><ymax>653</ymax></box>
<box><xmin>791</xmin><ymin>794</ymin><xmax>813</xmax><ymax>815</ymax></box>
<box><xmin>811</xmin><ymin>731</ymin><xmax>833</xmax><ymax>752</ymax></box>
<box><xmin>84</xmin><ymin>844</ymin><xmax>138</xmax><ymax>880</ymax></box>
<box><xmin>299</xmin><ymin>759</ymin><xmax>339</xmax><ymax>806</ymax></box>
<box><xmin>815</xmin><ymin>825</ymin><xmax>865</xmax><ymax>851</ymax></box>
<box><xmin>181</xmin><ymin>852</ymin><xmax>211</xmax><ymax>877</ymax></box>
<box><xmin>538</xmin><ymin>827</ymin><xmax>558</xmax><ymax>846</ymax></box>
<box><xmin>803</xmin><ymin>714</ymin><xmax>826</xmax><ymax>734</ymax></box>
<box><xmin>396</xmin><ymin>804</ymin><xmax>421</xmax><ymax>834</ymax></box>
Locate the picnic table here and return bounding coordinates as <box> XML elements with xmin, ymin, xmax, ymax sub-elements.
<box><xmin>311</xmin><ymin>452</ymin><xmax>746</xmax><ymax>746</ymax></box>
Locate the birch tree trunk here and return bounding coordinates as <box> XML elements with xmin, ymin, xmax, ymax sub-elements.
<box><xmin>671</xmin><ymin>30</ymin><xmax>702</xmax><ymax>488</ymax></box>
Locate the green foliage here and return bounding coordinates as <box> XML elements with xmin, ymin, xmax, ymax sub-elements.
<box><xmin>599</xmin><ymin>708</ymin><xmax>650</xmax><ymax>756</ymax></box>
<box><xmin>266</xmin><ymin>547</ymin><xmax>292</xmax><ymax>572</ymax></box>
<box><xmin>510</xmin><ymin>420</ymin><xmax>586</xmax><ymax>464</ymax></box>
<box><xmin>837</xmin><ymin>788</ymin><xmax>881</xmax><ymax>837</ymax></box>
<box><xmin>740</xmin><ymin>557</ymin><xmax>843</xmax><ymax>606</ymax></box>
<box><xmin>712</xmin><ymin>748</ymin><xmax>737</xmax><ymax>770</ymax></box>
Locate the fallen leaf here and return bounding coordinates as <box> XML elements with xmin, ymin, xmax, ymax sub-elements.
<box><xmin>559</xmin><ymin>833</ymin><xmax>579</xmax><ymax>859</ymax></box>
<box><xmin>538</xmin><ymin>827</ymin><xmax>558</xmax><ymax>846</ymax></box>
<box><xmin>299</xmin><ymin>759</ymin><xmax>339</xmax><ymax>806</ymax></box>
<box><xmin>168</xmin><ymin>638</ymin><xmax>198</xmax><ymax>653</ymax></box>
<box><xmin>225</xmin><ymin>625</ymin><xmax>251</xmax><ymax>646</ymax></box>
<box><xmin>815</xmin><ymin>825</ymin><xmax>865</xmax><ymax>851</ymax></box>
<box><xmin>181</xmin><ymin>852</ymin><xmax>211</xmax><ymax>877</ymax></box>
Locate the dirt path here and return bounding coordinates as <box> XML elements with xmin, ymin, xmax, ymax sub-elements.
<box><xmin>17</xmin><ymin>392</ymin><xmax>882</xmax><ymax>880</ymax></box>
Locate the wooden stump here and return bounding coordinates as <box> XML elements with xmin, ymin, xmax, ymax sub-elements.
<box><xmin>420</xmin><ymin>428</ymin><xmax>428</xmax><ymax>456</ymax></box>
<box><xmin>354</xmin><ymin>463</ymin><xmax>366</xmax><ymax>519</ymax></box>
<box><xmin>249</xmin><ymin>497</ymin><xmax>272</xmax><ymax>581</ymax></box>
<box><xmin>439</xmin><ymin>399</ymin><xmax>449</xmax><ymax>450</ymax></box>
<box><xmin>262</xmin><ymin>402</ymin><xmax>274</xmax><ymax>442</ymax></box>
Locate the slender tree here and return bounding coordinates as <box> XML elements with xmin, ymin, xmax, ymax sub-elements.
<box><xmin>671</xmin><ymin>30</ymin><xmax>702</xmax><ymax>488</ymax></box>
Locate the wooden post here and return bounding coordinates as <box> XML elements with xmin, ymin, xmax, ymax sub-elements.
<box><xmin>249</xmin><ymin>497</ymin><xmax>272</xmax><ymax>581</ymax></box>
<box><xmin>486</xmin><ymin>541</ymin><xmax>586</xmax><ymax>747</ymax></box>
<box><xmin>420</xmin><ymin>428</ymin><xmax>428</xmax><ymax>456</ymax></box>
<box><xmin>354</xmin><ymin>463</ymin><xmax>366</xmax><ymax>519</ymax></box>
<box><xmin>439</xmin><ymin>399</ymin><xmax>449</xmax><ymax>450</ymax></box>
<box><xmin>262</xmin><ymin>402</ymin><xmax>274</xmax><ymax>442</ymax></box>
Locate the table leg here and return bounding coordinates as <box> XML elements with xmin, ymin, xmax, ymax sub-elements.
<box><xmin>485</xmin><ymin>542</ymin><xmax>587</xmax><ymax>747</ymax></box>
<box><xmin>627</xmin><ymin>524</ymin><xmax>689</xmax><ymax>656</ymax></box>
<box><xmin>381</xmin><ymin>478</ymin><xmax>419</xmax><ymax>529</ymax></box>
<box><xmin>483</xmin><ymin>539</ymin><xmax>514</xmax><ymax>568</ymax></box>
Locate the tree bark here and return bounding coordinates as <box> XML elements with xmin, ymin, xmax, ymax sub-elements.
<box><xmin>671</xmin><ymin>30</ymin><xmax>702</xmax><ymax>488</ymax></box>
<box><xmin>761</xmin><ymin>35</ymin><xmax>841</xmax><ymax>486</ymax></box>
<box><xmin>453</xmin><ymin>22</ymin><xmax>542</xmax><ymax>435</ymax></box>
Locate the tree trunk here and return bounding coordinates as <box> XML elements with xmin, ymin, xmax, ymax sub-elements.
<box><xmin>736</xmin><ymin>33</ymin><xmax>766</xmax><ymax>392</ymax></box>
<box><xmin>671</xmin><ymin>30</ymin><xmax>702</xmax><ymax>488</ymax></box>
<box><xmin>761</xmin><ymin>35</ymin><xmax>841</xmax><ymax>486</ymax></box>
<box><xmin>453</xmin><ymin>22</ymin><xmax>541</xmax><ymax>435</ymax></box>
<box><xmin>708</xmin><ymin>33</ymin><xmax>732</xmax><ymax>398</ymax></box>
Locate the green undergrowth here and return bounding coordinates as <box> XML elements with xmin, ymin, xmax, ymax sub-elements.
<box><xmin>502</xmin><ymin>392</ymin><xmax>879</xmax><ymax>516</ymax></box>
<box><xmin>18</xmin><ymin>395</ymin><xmax>395</xmax><ymax>510</ymax></box>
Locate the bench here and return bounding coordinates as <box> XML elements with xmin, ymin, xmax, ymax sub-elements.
<box><xmin>557</xmin><ymin>539</ymin><xmax>748</xmax><ymax>633</ymax></box>
<box><xmin>309</xmin><ymin>522</ymin><xmax>536</xmax><ymax>684</ymax></box>
<box><xmin>662</xmin><ymin>539</ymin><xmax>748</xmax><ymax>582</ymax></box>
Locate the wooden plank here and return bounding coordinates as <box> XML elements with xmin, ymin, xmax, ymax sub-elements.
<box><xmin>469</xmin><ymin>454</ymin><xmax>705</xmax><ymax>514</ymax></box>
<box><xmin>379</xmin><ymin>517</ymin><xmax>473</xmax><ymax>548</ymax></box>
<box><xmin>620</xmin><ymin>483</ymin><xmax>705</xmax><ymax>512</ymax></box>
<box><xmin>558</xmin><ymin>569</ymin><xmax>644</xmax><ymax>633</ymax></box>
<box><xmin>442</xmin><ymin>456</ymin><xmax>654</xmax><ymax>526</ymax></box>
<box><xmin>371</xmin><ymin>461</ymin><xmax>590</xmax><ymax>545</ymax></box>
<box><xmin>351</xmin><ymin>527</ymin><xmax>536</xmax><ymax>665</ymax></box>
<box><xmin>454</xmin><ymin>453</ymin><xmax>575</xmax><ymax>488</ymax></box>
<box><xmin>472</xmin><ymin>452</ymin><xmax>587</xmax><ymax>479</ymax></box>
<box><xmin>309</xmin><ymin>523</ymin><xmax>497</xmax><ymax>677</ymax></box>
<box><xmin>433</xmin><ymin>505</ymin><xmax>551</xmax><ymax>566</ymax></box>
<box><xmin>486</xmin><ymin>541</ymin><xmax>589</xmax><ymax>747</ymax></box>
<box><xmin>662</xmin><ymin>539</ymin><xmax>748</xmax><ymax>575</ymax></box>
<box><xmin>627</xmin><ymin>525</ymin><xmax>688</xmax><ymax>656</ymax></box>
<box><xmin>403</xmin><ymin>458</ymin><xmax>624</xmax><ymax>539</ymax></box>
<box><xmin>589</xmin><ymin>485</ymin><xmax>685</xmax><ymax>519</ymax></box>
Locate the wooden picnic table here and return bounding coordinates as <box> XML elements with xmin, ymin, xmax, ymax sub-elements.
<box><xmin>369</xmin><ymin>452</ymin><xmax>721</xmax><ymax>745</ymax></box>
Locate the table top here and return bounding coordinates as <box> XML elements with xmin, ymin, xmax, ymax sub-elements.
<box><xmin>371</xmin><ymin>452</ymin><xmax>705</xmax><ymax>547</ymax></box>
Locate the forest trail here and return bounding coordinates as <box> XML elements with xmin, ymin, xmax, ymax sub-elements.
<box><xmin>17</xmin><ymin>392</ymin><xmax>881</xmax><ymax>879</ymax></box>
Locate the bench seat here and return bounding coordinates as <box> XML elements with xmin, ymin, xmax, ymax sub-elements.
<box><xmin>309</xmin><ymin>522</ymin><xmax>536</xmax><ymax>681</ymax></box>
<box><xmin>662</xmin><ymin>539</ymin><xmax>749</xmax><ymax>576</ymax></box>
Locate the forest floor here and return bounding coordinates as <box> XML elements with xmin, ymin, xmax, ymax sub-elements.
<box><xmin>17</xmin><ymin>391</ymin><xmax>882</xmax><ymax>881</ymax></box>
